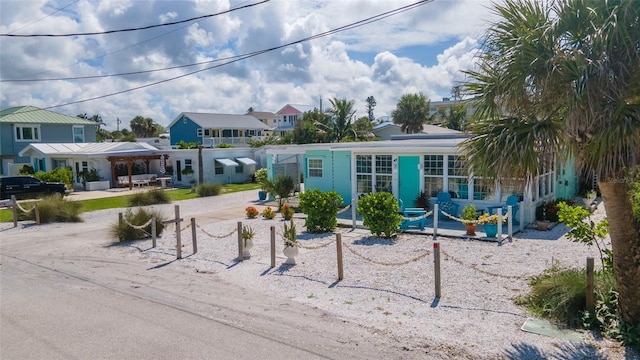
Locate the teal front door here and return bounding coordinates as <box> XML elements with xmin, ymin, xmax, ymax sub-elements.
<box><xmin>398</xmin><ymin>156</ymin><xmax>420</xmax><ymax>208</ymax></box>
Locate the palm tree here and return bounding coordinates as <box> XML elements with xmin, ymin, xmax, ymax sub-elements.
<box><xmin>323</xmin><ymin>97</ymin><xmax>356</xmax><ymax>142</ymax></box>
<box><xmin>462</xmin><ymin>0</ymin><xmax>640</xmax><ymax>325</ymax></box>
<box><xmin>438</xmin><ymin>105</ymin><xmax>467</xmax><ymax>131</ymax></box>
<box><xmin>392</xmin><ymin>93</ymin><xmax>430</xmax><ymax>134</ymax></box>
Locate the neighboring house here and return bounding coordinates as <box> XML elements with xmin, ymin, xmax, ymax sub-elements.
<box><xmin>372</xmin><ymin>122</ymin><xmax>461</xmax><ymax>140</ymax></box>
<box><xmin>19</xmin><ymin>142</ymin><xmax>161</xmax><ymax>190</ymax></box>
<box><xmin>168</xmin><ymin>112</ymin><xmax>269</xmax><ymax>148</ymax></box>
<box><xmin>165</xmin><ymin>148</ymin><xmax>258</xmax><ymax>186</ymax></box>
<box><xmin>247</xmin><ymin>111</ymin><xmax>278</xmax><ymax>136</ymax></box>
<box><xmin>0</xmin><ymin>106</ymin><xmax>97</xmax><ymax>175</ymax></box>
<box><xmin>19</xmin><ymin>142</ymin><xmax>261</xmax><ymax>189</ymax></box>
<box><xmin>273</xmin><ymin>104</ymin><xmax>316</xmax><ymax>137</ymax></box>
<box><xmin>265</xmin><ymin>134</ymin><xmax>576</xmax><ymax>225</ymax></box>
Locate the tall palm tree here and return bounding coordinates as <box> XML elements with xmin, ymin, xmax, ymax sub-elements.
<box><xmin>325</xmin><ymin>97</ymin><xmax>356</xmax><ymax>142</ymax></box>
<box><xmin>463</xmin><ymin>0</ymin><xmax>640</xmax><ymax>325</ymax></box>
<box><xmin>392</xmin><ymin>93</ymin><xmax>430</xmax><ymax>134</ymax></box>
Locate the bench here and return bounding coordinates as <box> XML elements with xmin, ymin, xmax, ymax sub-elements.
<box><xmin>118</xmin><ymin>174</ymin><xmax>157</xmax><ymax>187</ymax></box>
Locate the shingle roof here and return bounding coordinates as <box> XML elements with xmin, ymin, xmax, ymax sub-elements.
<box><xmin>0</xmin><ymin>106</ymin><xmax>97</xmax><ymax>125</ymax></box>
<box><xmin>168</xmin><ymin>112</ymin><xmax>270</xmax><ymax>129</ymax></box>
<box><xmin>247</xmin><ymin>111</ymin><xmax>277</xmax><ymax>120</ymax></box>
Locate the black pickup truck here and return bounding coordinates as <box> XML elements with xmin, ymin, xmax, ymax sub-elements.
<box><xmin>0</xmin><ymin>176</ymin><xmax>69</xmax><ymax>200</ymax></box>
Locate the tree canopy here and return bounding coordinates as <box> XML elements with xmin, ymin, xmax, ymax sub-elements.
<box><xmin>462</xmin><ymin>0</ymin><xmax>640</xmax><ymax>326</ymax></box>
<box><xmin>391</xmin><ymin>93</ymin><xmax>430</xmax><ymax>134</ymax></box>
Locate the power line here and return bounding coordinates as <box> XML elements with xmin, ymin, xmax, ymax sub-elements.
<box><xmin>12</xmin><ymin>0</ymin><xmax>433</xmax><ymax>112</ymax></box>
<box><xmin>6</xmin><ymin>0</ymin><xmax>79</xmax><ymax>35</ymax></box>
<box><xmin>0</xmin><ymin>0</ymin><xmax>269</xmax><ymax>37</ymax></box>
<box><xmin>3</xmin><ymin>0</ymin><xmax>432</xmax><ymax>84</ymax></box>
<box><xmin>4</xmin><ymin>0</ymin><xmax>254</xmax><ymax>80</ymax></box>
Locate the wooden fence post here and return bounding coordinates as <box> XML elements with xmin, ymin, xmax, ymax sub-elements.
<box><xmin>175</xmin><ymin>205</ymin><xmax>182</xmax><ymax>259</ymax></box>
<box><xmin>11</xmin><ymin>195</ymin><xmax>18</xmax><ymax>227</ymax></box>
<box><xmin>151</xmin><ymin>215</ymin><xmax>156</xmax><ymax>248</ymax></box>
<box><xmin>118</xmin><ymin>212</ymin><xmax>123</xmax><ymax>228</ymax></box>
<box><xmin>586</xmin><ymin>257</ymin><xmax>595</xmax><ymax>315</ymax></box>
<box><xmin>34</xmin><ymin>203</ymin><xmax>40</xmax><ymax>225</ymax></box>
<box><xmin>434</xmin><ymin>242</ymin><xmax>441</xmax><ymax>298</ymax></box>
<box><xmin>237</xmin><ymin>221</ymin><xmax>243</xmax><ymax>261</ymax></box>
<box><xmin>270</xmin><ymin>226</ymin><xmax>276</xmax><ymax>268</ymax></box>
<box><xmin>191</xmin><ymin>218</ymin><xmax>197</xmax><ymax>254</ymax></box>
<box><xmin>336</xmin><ymin>233</ymin><xmax>344</xmax><ymax>280</ymax></box>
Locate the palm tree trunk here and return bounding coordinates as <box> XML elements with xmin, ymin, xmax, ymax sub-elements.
<box><xmin>598</xmin><ymin>181</ymin><xmax>640</xmax><ymax>325</ymax></box>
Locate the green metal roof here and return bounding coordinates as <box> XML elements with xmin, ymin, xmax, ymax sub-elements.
<box><xmin>0</xmin><ymin>106</ymin><xmax>97</xmax><ymax>125</ymax></box>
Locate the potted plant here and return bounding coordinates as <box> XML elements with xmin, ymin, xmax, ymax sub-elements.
<box><xmin>414</xmin><ymin>190</ymin><xmax>431</xmax><ymax>211</ymax></box>
<box><xmin>254</xmin><ymin>168</ymin><xmax>270</xmax><ymax>201</ymax></box>
<box><xmin>583</xmin><ymin>189</ymin><xmax>597</xmax><ymax>208</ymax></box>
<box><xmin>535</xmin><ymin>202</ymin><xmax>551</xmax><ymax>231</ymax></box>
<box><xmin>181</xmin><ymin>167</ymin><xmax>194</xmax><ymax>178</ymax></box>
<box><xmin>282</xmin><ymin>218</ymin><xmax>299</xmax><ymax>265</ymax></box>
<box><xmin>461</xmin><ymin>203</ymin><xmax>478</xmax><ymax>235</ymax></box>
<box><xmin>242</xmin><ymin>225</ymin><xmax>255</xmax><ymax>258</ymax></box>
<box><xmin>478</xmin><ymin>213</ymin><xmax>504</xmax><ymax>238</ymax></box>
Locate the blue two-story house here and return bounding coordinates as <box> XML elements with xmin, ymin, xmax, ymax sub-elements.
<box><xmin>168</xmin><ymin>112</ymin><xmax>270</xmax><ymax>148</ymax></box>
<box><xmin>0</xmin><ymin>106</ymin><xmax>97</xmax><ymax>175</ymax></box>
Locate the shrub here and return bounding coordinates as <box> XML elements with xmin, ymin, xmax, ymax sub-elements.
<box><xmin>254</xmin><ymin>168</ymin><xmax>270</xmax><ymax>192</ymax></box>
<box><xmin>196</xmin><ymin>183</ymin><xmax>222</xmax><ymax>197</ymax></box>
<box><xmin>518</xmin><ymin>266</ymin><xmax>639</xmax><ymax>348</ymax></box>
<box><xmin>129</xmin><ymin>189</ymin><xmax>170</xmax><ymax>206</ymax></box>
<box><xmin>299</xmin><ymin>189</ymin><xmax>343</xmax><ymax>233</ymax></box>
<box><xmin>357</xmin><ymin>192</ymin><xmax>402</xmax><ymax>238</ymax></box>
<box><xmin>262</xmin><ymin>206</ymin><xmax>275</xmax><ymax>219</ymax></box>
<box><xmin>33</xmin><ymin>167</ymin><xmax>74</xmax><ymax>190</ymax></box>
<box><xmin>17</xmin><ymin>195</ymin><xmax>81</xmax><ymax>223</ymax></box>
<box><xmin>280</xmin><ymin>204</ymin><xmax>294</xmax><ymax>220</ymax></box>
<box><xmin>414</xmin><ymin>190</ymin><xmax>430</xmax><ymax>211</ymax></box>
<box><xmin>272</xmin><ymin>175</ymin><xmax>295</xmax><ymax>208</ymax></box>
<box><xmin>245</xmin><ymin>206</ymin><xmax>259</xmax><ymax>219</ymax></box>
<box><xmin>535</xmin><ymin>198</ymin><xmax>575</xmax><ymax>222</ymax></box>
<box><xmin>110</xmin><ymin>208</ymin><xmax>166</xmax><ymax>242</ymax></box>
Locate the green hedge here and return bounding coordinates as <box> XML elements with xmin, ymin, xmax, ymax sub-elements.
<box><xmin>299</xmin><ymin>189</ymin><xmax>342</xmax><ymax>233</ymax></box>
<box><xmin>357</xmin><ymin>192</ymin><xmax>402</xmax><ymax>238</ymax></box>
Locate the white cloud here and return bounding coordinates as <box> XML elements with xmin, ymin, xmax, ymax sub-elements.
<box><xmin>0</xmin><ymin>0</ymin><xmax>492</xmax><ymax>129</ymax></box>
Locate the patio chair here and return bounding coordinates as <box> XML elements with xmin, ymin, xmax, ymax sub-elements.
<box><xmin>487</xmin><ymin>194</ymin><xmax>520</xmax><ymax>223</ymax></box>
<box><xmin>436</xmin><ymin>192</ymin><xmax>459</xmax><ymax>221</ymax></box>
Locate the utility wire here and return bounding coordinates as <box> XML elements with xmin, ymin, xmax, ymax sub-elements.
<box><xmin>0</xmin><ymin>0</ymin><xmax>269</xmax><ymax>37</ymax></box>
<box><xmin>6</xmin><ymin>0</ymin><xmax>79</xmax><ymax>35</ymax></box>
<box><xmin>21</xmin><ymin>0</ymin><xmax>433</xmax><ymax>111</ymax></box>
<box><xmin>6</xmin><ymin>0</ymin><xmax>254</xmax><ymax>80</ymax></box>
<box><xmin>4</xmin><ymin>0</ymin><xmax>432</xmax><ymax>84</ymax></box>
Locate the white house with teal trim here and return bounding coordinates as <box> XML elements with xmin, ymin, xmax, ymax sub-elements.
<box><xmin>265</xmin><ymin>134</ymin><xmax>575</xmax><ymax>225</ymax></box>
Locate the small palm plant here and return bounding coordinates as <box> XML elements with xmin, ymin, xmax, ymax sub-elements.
<box><xmin>282</xmin><ymin>219</ymin><xmax>298</xmax><ymax>248</ymax></box>
<box><xmin>242</xmin><ymin>225</ymin><xmax>255</xmax><ymax>247</ymax></box>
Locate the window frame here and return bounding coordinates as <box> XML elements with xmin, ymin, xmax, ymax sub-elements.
<box><xmin>72</xmin><ymin>125</ymin><xmax>85</xmax><ymax>143</ymax></box>
<box><xmin>307</xmin><ymin>158</ymin><xmax>323</xmax><ymax>178</ymax></box>
<box><xmin>14</xmin><ymin>124</ymin><xmax>41</xmax><ymax>142</ymax></box>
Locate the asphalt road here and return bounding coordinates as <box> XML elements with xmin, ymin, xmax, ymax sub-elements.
<box><xmin>0</xmin><ymin>192</ymin><xmax>398</xmax><ymax>360</ymax></box>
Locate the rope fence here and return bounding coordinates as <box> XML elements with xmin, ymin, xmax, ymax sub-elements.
<box><xmin>441</xmin><ymin>249</ymin><xmax>525</xmax><ymax>280</ymax></box>
<box><xmin>342</xmin><ymin>242</ymin><xmax>431</xmax><ymax>266</ymax></box>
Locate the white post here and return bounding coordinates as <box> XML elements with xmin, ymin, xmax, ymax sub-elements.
<box><xmin>351</xmin><ymin>199</ymin><xmax>357</xmax><ymax>230</ymax></box>
<box><xmin>507</xmin><ymin>205</ymin><xmax>513</xmax><ymax>242</ymax></box>
<box><xmin>497</xmin><ymin>212</ymin><xmax>503</xmax><ymax>246</ymax></box>
<box><xmin>433</xmin><ymin>204</ymin><xmax>439</xmax><ymax>240</ymax></box>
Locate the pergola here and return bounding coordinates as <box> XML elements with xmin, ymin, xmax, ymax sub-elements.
<box><xmin>107</xmin><ymin>154</ymin><xmax>168</xmax><ymax>190</ymax></box>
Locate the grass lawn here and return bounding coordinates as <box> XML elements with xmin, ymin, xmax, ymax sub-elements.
<box><xmin>0</xmin><ymin>183</ymin><xmax>260</xmax><ymax>223</ymax></box>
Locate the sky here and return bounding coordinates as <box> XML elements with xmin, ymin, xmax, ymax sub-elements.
<box><xmin>0</xmin><ymin>0</ymin><xmax>497</xmax><ymax>131</ymax></box>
